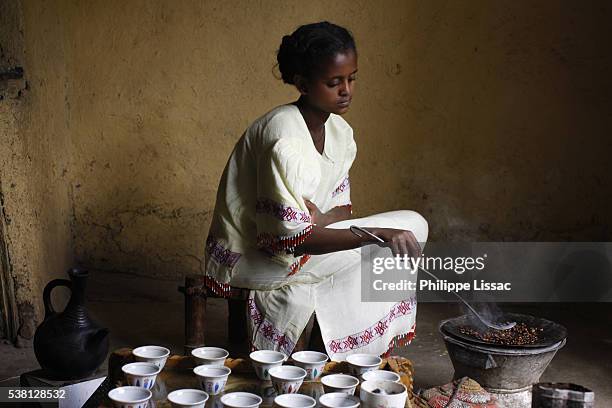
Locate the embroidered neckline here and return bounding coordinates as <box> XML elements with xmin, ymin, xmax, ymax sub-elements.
<box><xmin>288</xmin><ymin>103</ymin><xmax>335</xmax><ymax>164</ymax></box>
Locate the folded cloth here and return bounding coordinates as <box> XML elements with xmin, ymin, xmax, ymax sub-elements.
<box><xmin>421</xmin><ymin>377</ymin><xmax>497</xmax><ymax>408</ymax></box>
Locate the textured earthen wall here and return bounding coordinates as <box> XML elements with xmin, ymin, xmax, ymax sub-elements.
<box><xmin>0</xmin><ymin>0</ymin><xmax>73</xmax><ymax>343</ymax></box>
<box><xmin>1</xmin><ymin>1</ymin><xmax>610</xmax><ymax>319</ymax></box>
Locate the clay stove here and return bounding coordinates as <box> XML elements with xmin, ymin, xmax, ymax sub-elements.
<box><xmin>439</xmin><ymin>313</ymin><xmax>567</xmax><ymax>408</ymax></box>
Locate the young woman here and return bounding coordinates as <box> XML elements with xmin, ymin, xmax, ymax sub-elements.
<box><xmin>204</xmin><ymin>21</ymin><xmax>428</xmax><ymax>360</ymax></box>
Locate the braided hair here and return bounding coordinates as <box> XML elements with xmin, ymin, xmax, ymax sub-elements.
<box><xmin>277</xmin><ymin>22</ymin><xmax>356</xmax><ymax>85</ymax></box>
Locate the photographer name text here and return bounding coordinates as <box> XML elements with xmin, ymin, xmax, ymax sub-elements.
<box><xmin>372</xmin><ymin>279</ymin><xmax>511</xmax><ymax>292</ymax></box>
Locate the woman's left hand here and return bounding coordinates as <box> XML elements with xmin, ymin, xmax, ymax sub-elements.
<box><xmin>304</xmin><ymin>200</ymin><xmax>351</xmax><ymax>227</ymax></box>
<box><xmin>304</xmin><ymin>200</ymin><xmax>327</xmax><ymax>226</ymax></box>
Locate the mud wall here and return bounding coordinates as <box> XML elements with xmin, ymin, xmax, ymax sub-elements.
<box><xmin>0</xmin><ymin>1</ymin><xmax>73</xmax><ymax>343</ymax></box>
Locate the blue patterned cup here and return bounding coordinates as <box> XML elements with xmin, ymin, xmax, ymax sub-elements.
<box><xmin>221</xmin><ymin>392</ymin><xmax>263</xmax><ymax>408</ymax></box>
<box><xmin>268</xmin><ymin>365</ymin><xmax>307</xmax><ymax>395</ymax></box>
<box><xmin>122</xmin><ymin>362</ymin><xmax>161</xmax><ymax>389</ymax></box>
<box><xmin>192</xmin><ymin>347</ymin><xmax>229</xmax><ymax>367</ymax></box>
<box><xmin>133</xmin><ymin>345</ymin><xmax>170</xmax><ymax>370</ymax></box>
<box><xmin>345</xmin><ymin>354</ymin><xmax>382</xmax><ymax>378</ymax></box>
<box><xmin>274</xmin><ymin>394</ymin><xmax>316</xmax><ymax>408</ymax></box>
<box><xmin>249</xmin><ymin>350</ymin><xmax>287</xmax><ymax>380</ymax></box>
<box><xmin>194</xmin><ymin>365</ymin><xmax>231</xmax><ymax>395</ymax></box>
<box><xmin>320</xmin><ymin>374</ymin><xmax>360</xmax><ymax>395</ymax></box>
<box><xmin>290</xmin><ymin>351</ymin><xmax>328</xmax><ymax>380</ymax></box>
<box><xmin>167</xmin><ymin>389</ymin><xmax>209</xmax><ymax>408</ymax></box>
<box><xmin>108</xmin><ymin>386</ymin><xmax>152</xmax><ymax>408</ymax></box>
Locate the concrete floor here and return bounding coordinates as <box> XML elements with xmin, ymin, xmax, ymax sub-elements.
<box><xmin>1</xmin><ymin>270</ymin><xmax>611</xmax><ymax>406</ymax></box>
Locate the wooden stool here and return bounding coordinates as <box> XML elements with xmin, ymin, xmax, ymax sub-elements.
<box><xmin>178</xmin><ymin>275</ymin><xmax>249</xmax><ymax>356</ymax></box>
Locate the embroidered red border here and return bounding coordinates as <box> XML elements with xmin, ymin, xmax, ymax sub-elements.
<box><xmin>257</xmin><ymin>224</ymin><xmax>313</xmax><ymax>254</ymax></box>
<box><xmin>206</xmin><ymin>235</ymin><xmax>241</xmax><ymax>268</ymax></box>
<box><xmin>381</xmin><ymin>323</ymin><xmax>416</xmax><ymax>358</ymax></box>
<box><xmin>203</xmin><ymin>275</ymin><xmax>241</xmax><ymax>298</ymax></box>
<box><xmin>247</xmin><ymin>297</ymin><xmax>295</xmax><ymax>356</ymax></box>
<box><xmin>288</xmin><ymin>254</ymin><xmax>311</xmax><ymax>276</ymax></box>
<box><xmin>256</xmin><ymin>198</ymin><xmax>312</xmax><ymax>223</ymax></box>
<box><xmin>326</xmin><ymin>298</ymin><xmax>417</xmax><ymax>354</ymax></box>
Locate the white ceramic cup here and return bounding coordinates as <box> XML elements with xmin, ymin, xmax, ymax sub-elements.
<box><xmin>320</xmin><ymin>374</ymin><xmax>360</xmax><ymax>395</ymax></box>
<box><xmin>361</xmin><ymin>370</ymin><xmax>401</xmax><ymax>383</ymax></box>
<box><xmin>167</xmin><ymin>389</ymin><xmax>209</xmax><ymax>408</ymax></box>
<box><xmin>121</xmin><ymin>362</ymin><xmax>161</xmax><ymax>389</ymax></box>
<box><xmin>268</xmin><ymin>365</ymin><xmax>307</xmax><ymax>394</ymax></box>
<box><xmin>194</xmin><ymin>365</ymin><xmax>231</xmax><ymax>395</ymax></box>
<box><xmin>191</xmin><ymin>346</ymin><xmax>229</xmax><ymax>367</ymax></box>
<box><xmin>290</xmin><ymin>351</ymin><xmax>328</xmax><ymax>380</ymax></box>
<box><xmin>249</xmin><ymin>350</ymin><xmax>287</xmax><ymax>380</ymax></box>
<box><xmin>359</xmin><ymin>380</ymin><xmax>407</xmax><ymax>408</ymax></box>
<box><xmin>108</xmin><ymin>386</ymin><xmax>152</xmax><ymax>408</ymax></box>
<box><xmin>221</xmin><ymin>392</ymin><xmax>263</xmax><ymax>408</ymax></box>
<box><xmin>132</xmin><ymin>345</ymin><xmax>170</xmax><ymax>370</ymax></box>
<box><xmin>345</xmin><ymin>354</ymin><xmax>382</xmax><ymax>378</ymax></box>
<box><xmin>318</xmin><ymin>392</ymin><xmax>361</xmax><ymax>408</ymax></box>
<box><xmin>274</xmin><ymin>393</ymin><xmax>317</xmax><ymax>408</ymax></box>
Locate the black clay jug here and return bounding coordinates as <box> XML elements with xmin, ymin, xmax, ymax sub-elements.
<box><xmin>33</xmin><ymin>268</ymin><xmax>110</xmax><ymax>379</ymax></box>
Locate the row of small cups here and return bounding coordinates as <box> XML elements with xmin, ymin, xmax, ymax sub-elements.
<box><xmin>219</xmin><ymin>378</ymin><xmax>407</xmax><ymax>408</ymax></box>
<box><xmin>109</xmin><ymin>345</ymin><xmax>171</xmax><ymax>407</ymax></box>
<box><xmin>193</xmin><ymin>348</ymin><xmax>388</xmax><ymax>397</ymax></box>
<box><xmin>208</xmin><ymin>392</ymin><xmax>360</xmax><ymax>408</ymax></box>
<box><xmin>109</xmin><ymin>387</ymin><xmax>210</xmax><ymax>408</ymax></box>
<box><xmin>191</xmin><ymin>347</ymin><xmax>231</xmax><ymax>395</ymax></box>
<box><xmin>251</xmin><ymin>350</ymin><xmax>401</xmax><ymax>379</ymax></box>
<box><xmin>109</xmin><ymin>344</ymin><xmax>404</xmax><ymax>408</ymax></box>
<box><xmin>191</xmin><ymin>347</ymin><xmax>328</xmax><ymax>396</ymax></box>
<box><xmin>168</xmin><ymin>347</ymin><xmax>262</xmax><ymax>408</ymax></box>
<box><xmin>108</xmin><ymin>345</ymin><xmax>226</xmax><ymax>408</ymax></box>
<box><xmin>191</xmin><ymin>348</ymin><xmax>327</xmax><ymax>397</ymax></box>
<box><xmin>319</xmin><ymin>354</ymin><xmax>407</xmax><ymax>408</ymax></box>
<box><xmin>137</xmin><ymin>347</ymin><xmax>232</xmax><ymax>407</ymax></box>
<box><xmin>215</xmin><ymin>390</ymin><xmax>363</xmax><ymax>408</ymax></box>
<box><xmin>192</xmin><ymin>347</ymin><xmax>398</xmax><ymax>385</ymax></box>
<box><xmin>108</xmin><ymin>380</ymin><xmax>406</xmax><ymax>408</ymax></box>
<box><xmin>250</xmin><ymin>350</ymin><xmax>401</xmax><ymax>390</ymax></box>
<box><xmin>275</xmin><ymin>392</ymin><xmax>359</xmax><ymax>408</ymax></box>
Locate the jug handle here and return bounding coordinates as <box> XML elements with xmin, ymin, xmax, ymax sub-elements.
<box><xmin>42</xmin><ymin>279</ymin><xmax>71</xmax><ymax>320</ymax></box>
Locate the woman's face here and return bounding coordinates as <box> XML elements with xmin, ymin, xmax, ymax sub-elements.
<box><xmin>299</xmin><ymin>49</ymin><xmax>358</xmax><ymax>115</ymax></box>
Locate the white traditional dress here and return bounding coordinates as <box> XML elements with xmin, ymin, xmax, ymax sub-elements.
<box><xmin>204</xmin><ymin>103</ymin><xmax>428</xmax><ymax>360</ymax></box>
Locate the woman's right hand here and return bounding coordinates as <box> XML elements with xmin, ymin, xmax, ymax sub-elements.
<box><xmin>367</xmin><ymin>227</ymin><xmax>422</xmax><ymax>258</ymax></box>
